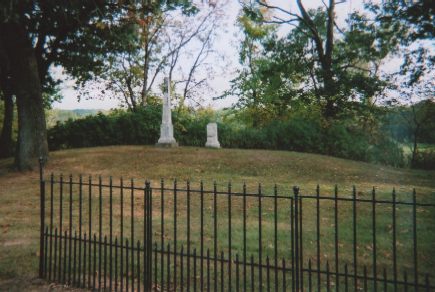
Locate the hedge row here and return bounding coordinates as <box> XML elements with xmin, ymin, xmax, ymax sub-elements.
<box><xmin>48</xmin><ymin>106</ymin><xmax>405</xmax><ymax>167</ymax></box>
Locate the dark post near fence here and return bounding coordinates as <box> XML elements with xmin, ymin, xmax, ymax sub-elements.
<box><xmin>39</xmin><ymin>157</ymin><xmax>46</xmax><ymax>278</ymax></box>
<box><xmin>293</xmin><ymin>186</ymin><xmax>300</xmax><ymax>292</ymax></box>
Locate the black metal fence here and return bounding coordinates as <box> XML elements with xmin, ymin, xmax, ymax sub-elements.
<box><xmin>38</xmin><ymin>162</ymin><xmax>435</xmax><ymax>291</ymax></box>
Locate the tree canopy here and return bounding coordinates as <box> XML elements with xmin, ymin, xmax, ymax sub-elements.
<box><xmin>0</xmin><ymin>0</ymin><xmax>196</xmax><ymax>169</ymax></box>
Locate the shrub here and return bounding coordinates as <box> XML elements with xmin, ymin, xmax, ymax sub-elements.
<box><xmin>48</xmin><ymin>107</ymin><xmax>406</xmax><ymax>167</ymax></box>
<box><xmin>48</xmin><ymin>106</ymin><xmax>161</xmax><ymax>150</ymax></box>
<box><xmin>412</xmin><ymin>150</ymin><xmax>435</xmax><ymax>170</ymax></box>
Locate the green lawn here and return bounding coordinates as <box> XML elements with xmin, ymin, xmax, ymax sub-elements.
<box><xmin>0</xmin><ymin>146</ymin><xmax>434</xmax><ymax>290</ymax></box>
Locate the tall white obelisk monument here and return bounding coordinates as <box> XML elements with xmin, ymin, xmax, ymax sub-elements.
<box><xmin>156</xmin><ymin>77</ymin><xmax>178</xmax><ymax>147</ymax></box>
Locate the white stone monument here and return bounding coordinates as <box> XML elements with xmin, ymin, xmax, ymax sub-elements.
<box><xmin>205</xmin><ymin>122</ymin><xmax>221</xmax><ymax>148</ymax></box>
<box><xmin>156</xmin><ymin>77</ymin><xmax>178</xmax><ymax>147</ymax></box>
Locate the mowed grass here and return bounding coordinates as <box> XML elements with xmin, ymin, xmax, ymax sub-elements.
<box><xmin>0</xmin><ymin>145</ymin><xmax>434</xmax><ymax>288</ymax></box>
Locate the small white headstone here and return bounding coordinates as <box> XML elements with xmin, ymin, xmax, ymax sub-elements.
<box><xmin>205</xmin><ymin>122</ymin><xmax>221</xmax><ymax>148</ymax></box>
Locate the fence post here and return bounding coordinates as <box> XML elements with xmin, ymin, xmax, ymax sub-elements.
<box><xmin>293</xmin><ymin>186</ymin><xmax>300</xmax><ymax>292</ymax></box>
<box><xmin>39</xmin><ymin>157</ymin><xmax>46</xmax><ymax>278</ymax></box>
<box><xmin>144</xmin><ymin>181</ymin><xmax>152</xmax><ymax>291</ymax></box>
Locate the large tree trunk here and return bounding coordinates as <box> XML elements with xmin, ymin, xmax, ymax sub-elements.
<box><xmin>1</xmin><ymin>23</ymin><xmax>48</xmax><ymax>170</ymax></box>
<box><xmin>297</xmin><ymin>0</ymin><xmax>338</xmax><ymax>118</ymax></box>
<box><xmin>0</xmin><ymin>92</ymin><xmax>14</xmax><ymax>158</ymax></box>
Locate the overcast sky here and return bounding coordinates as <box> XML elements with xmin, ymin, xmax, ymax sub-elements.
<box><xmin>52</xmin><ymin>0</ymin><xmax>368</xmax><ymax>110</ymax></box>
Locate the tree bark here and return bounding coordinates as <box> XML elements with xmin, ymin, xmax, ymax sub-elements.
<box><xmin>1</xmin><ymin>23</ymin><xmax>48</xmax><ymax>170</ymax></box>
<box><xmin>0</xmin><ymin>92</ymin><xmax>14</xmax><ymax>158</ymax></box>
<box><xmin>296</xmin><ymin>0</ymin><xmax>337</xmax><ymax>118</ymax></box>
<box><xmin>411</xmin><ymin>129</ymin><xmax>418</xmax><ymax>166</ymax></box>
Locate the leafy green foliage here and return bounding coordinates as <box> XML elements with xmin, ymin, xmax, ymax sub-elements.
<box><xmin>385</xmin><ymin>101</ymin><xmax>435</xmax><ymax>145</ymax></box>
<box><xmin>48</xmin><ymin>107</ymin><xmax>161</xmax><ymax>149</ymax></box>
<box><xmin>228</xmin><ymin>2</ymin><xmax>395</xmax><ymax>121</ymax></box>
<box><xmin>48</xmin><ymin>108</ymin><xmax>405</xmax><ymax>167</ymax></box>
<box><xmin>368</xmin><ymin>0</ymin><xmax>434</xmax><ymax>85</ymax></box>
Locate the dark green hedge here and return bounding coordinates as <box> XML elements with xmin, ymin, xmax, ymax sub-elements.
<box><xmin>48</xmin><ymin>106</ymin><xmax>405</xmax><ymax>167</ymax></box>
<box><xmin>412</xmin><ymin>151</ymin><xmax>435</xmax><ymax>170</ymax></box>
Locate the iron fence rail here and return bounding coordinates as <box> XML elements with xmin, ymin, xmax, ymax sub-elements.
<box><xmin>38</xmin><ymin>160</ymin><xmax>435</xmax><ymax>291</ymax></box>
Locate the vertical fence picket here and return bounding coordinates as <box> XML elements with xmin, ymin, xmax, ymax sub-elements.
<box><xmin>59</xmin><ymin>175</ymin><xmax>64</xmax><ymax>282</ymax></box>
<box><xmin>78</xmin><ymin>175</ymin><xmax>83</xmax><ymax>287</ymax></box>
<box><xmin>120</xmin><ymin>177</ymin><xmax>124</xmax><ymax>292</ymax></box>
<box><xmin>282</xmin><ymin>258</ymin><xmax>286</xmax><ymax>292</ymax></box>
<box><xmin>299</xmin><ymin>192</ymin><xmax>304</xmax><ymax>292</ymax></box>
<box><xmin>109</xmin><ymin>177</ymin><xmax>113</xmax><ymax>291</ymax></box>
<box><xmin>316</xmin><ymin>185</ymin><xmax>321</xmax><ymax>292</ymax></box>
<box><xmin>49</xmin><ymin>225</ymin><xmax>53</xmax><ymax>281</ymax></box>
<box><xmin>293</xmin><ymin>186</ymin><xmax>299</xmax><ymax>292</ymax></box>
<box><xmin>258</xmin><ymin>183</ymin><xmax>263</xmax><ymax>292</ymax></box>
<box><xmin>308</xmin><ymin>259</ymin><xmax>312</xmax><ymax>292</ymax></box>
<box><xmin>372</xmin><ymin>187</ymin><xmax>377</xmax><ymax>292</ymax></box>
<box><xmin>143</xmin><ymin>181</ymin><xmax>151</xmax><ymax>291</ymax></box>
<box><xmin>83</xmin><ymin>233</ymin><xmax>87</xmax><ymax>288</ymax></box>
<box><xmin>186</xmin><ymin>180</ymin><xmax>191</xmax><ymax>291</ymax></box>
<box><xmin>345</xmin><ymin>263</ymin><xmax>349</xmax><ymax>292</ymax></box>
<box><xmin>174</xmin><ymin>179</ymin><xmax>178</xmax><ymax>291</ymax></box>
<box><xmin>412</xmin><ymin>189</ymin><xmax>419</xmax><ymax>291</ymax></box>
<box><xmin>290</xmin><ymin>196</ymin><xmax>295</xmax><ymax>292</ymax></box>
<box><xmin>214</xmin><ymin>181</ymin><xmax>218</xmax><ymax>292</ymax></box>
<box><xmin>266</xmin><ymin>256</ymin><xmax>270</xmax><ymax>292</ymax></box>
<box><xmin>221</xmin><ymin>251</ymin><xmax>225</xmax><ymax>292</ymax></box>
<box><xmin>167</xmin><ymin>243</ymin><xmax>171</xmax><ymax>291</ymax></box>
<box><xmin>64</xmin><ymin>230</ymin><xmax>67</xmax><ymax>284</ymax></box>
<box><xmin>383</xmin><ymin>268</ymin><xmax>387</xmax><ymax>292</ymax></box>
<box><xmin>201</xmin><ymin>180</ymin><xmax>204</xmax><ymax>291</ymax></box>
<box><xmin>68</xmin><ymin>175</ymin><xmax>73</xmax><ymax>286</ymax></box>
<box><xmin>137</xmin><ymin>240</ymin><xmax>141</xmax><ymax>292</ymax></box>
<box><xmin>363</xmin><ymin>265</ymin><xmax>368</xmax><ymax>292</ymax></box>
<box><xmin>44</xmin><ymin>226</ymin><xmax>48</xmax><ymax>279</ymax></box>
<box><xmin>126</xmin><ymin>238</ymin><xmax>129</xmax><ymax>292</ymax></box>
<box><xmin>98</xmin><ymin>176</ymin><xmax>102</xmax><ymax>290</ymax></box>
<box><xmin>114</xmin><ymin>236</ymin><xmax>118</xmax><ymax>291</ymax></box>
<box><xmin>53</xmin><ymin>228</ymin><xmax>57</xmax><ymax>281</ymax></box>
<box><xmin>274</xmin><ymin>184</ymin><xmax>278</xmax><ymax>292</ymax></box>
<box><xmin>160</xmin><ymin>178</ymin><xmax>164</xmax><ymax>290</ymax></box>
<box><xmin>104</xmin><ymin>235</ymin><xmax>107</xmax><ymax>291</ymax></box>
<box><xmin>154</xmin><ymin>242</ymin><xmax>158</xmax><ymax>292</ymax></box>
<box><xmin>243</xmin><ymin>182</ymin><xmax>247</xmax><ymax>292</ymax></box>
<box><xmin>392</xmin><ymin>188</ymin><xmax>397</xmax><ymax>291</ymax></box>
<box><xmin>181</xmin><ymin>245</ymin><xmax>184</xmax><ymax>292</ymax></box>
<box><xmin>228</xmin><ymin>182</ymin><xmax>233</xmax><ymax>291</ymax></box>
<box><xmin>88</xmin><ymin>176</ymin><xmax>92</xmax><ymax>289</ymax></box>
<box><xmin>148</xmin><ymin>182</ymin><xmax>153</xmax><ymax>291</ymax></box>
<box><xmin>48</xmin><ymin>174</ymin><xmax>53</xmax><ymax>280</ymax></box>
<box><xmin>352</xmin><ymin>186</ymin><xmax>358</xmax><ymax>290</ymax></box>
<box><xmin>250</xmin><ymin>254</ymin><xmax>254</xmax><ymax>292</ymax></box>
<box><xmin>236</xmin><ymin>253</ymin><xmax>240</xmax><ymax>292</ymax></box>
<box><xmin>334</xmin><ymin>185</ymin><xmax>339</xmax><ymax>292</ymax></box>
<box><xmin>93</xmin><ymin>233</ymin><xmax>96</xmax><ymax>290</ymax></box>
<box><xmin>207</xmin><ymin>248</ymin><xmax>211</xmax><ymax>292</ymax></box>
<box><xmin>73</xmin><ymin>231</ymin><xmax>77</xmax><ymax>286</ymax></box>
<box><xmin>194</xmin><ymin>248</ymin><xmax>198</xmax><ymax>292</ymax></box>
<box><xmin>131</xmin><ymin>178</ymin><xmax>135</xmax><ymax>292</ymax></box>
